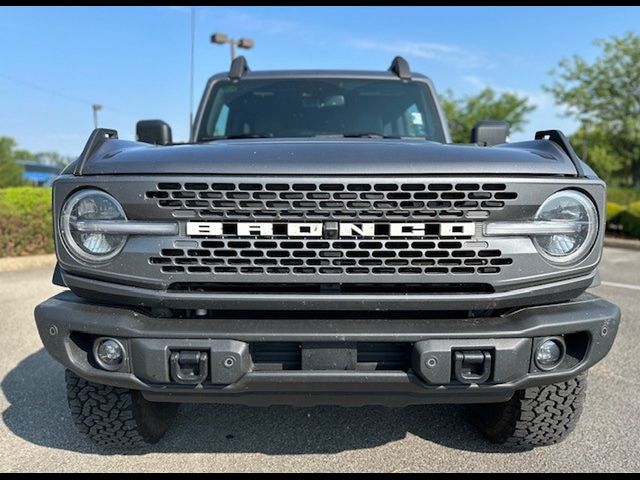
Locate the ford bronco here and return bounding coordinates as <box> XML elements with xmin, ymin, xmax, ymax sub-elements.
<box><xmin>35</xmin><ymin>56</ymin><xmax>620</xmax><ymax>448</ymax></box>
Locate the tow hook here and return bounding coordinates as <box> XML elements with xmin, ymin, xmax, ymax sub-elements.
<box><xmin>170</xmin><ymin>350</ymin><xmax>209</xmax><ymax>384</ymax></box>
<box><xmin>453</xmin><ymin>350</ymin><xmax>492</xmax><ymax>384</ymax></box>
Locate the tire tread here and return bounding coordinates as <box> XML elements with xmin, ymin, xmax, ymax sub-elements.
<box><xmin>470</xmin><ymin>373</ymin><xmax>588</xmax><ymax>448</ymax></box>
<box><xmin>65</xmin><ymin>369</ymin><xmax>176</xmax><ymax>448</ymax></box>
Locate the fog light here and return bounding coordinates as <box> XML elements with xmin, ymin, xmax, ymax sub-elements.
<box><xmin>94</xmin><ymin>338</ymin><xmax>125</xmax><ymax>371</ymax></box>
<box><xmin>535</xmin><ymin>338</ymin><xmax>565</xmax><ymax>371</ymax></box>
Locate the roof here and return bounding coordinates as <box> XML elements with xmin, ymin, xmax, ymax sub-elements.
<box><xmin>207</xmin><ymin>69</ymin><xmax>430</xmax><ymax>82</ymax></box>
<box><xmin>205</xmin><ymin>55</ymin><xmax>432</xmax><ymax>89</ymax></box>
<box><xmin>18</xmin><ymin>161</ymin><xmax>62</xmax><ymax>174</ymax></box>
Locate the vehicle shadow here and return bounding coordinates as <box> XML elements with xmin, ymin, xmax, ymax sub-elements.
<box><xmin>1</xmin><ymin>349</ymin><xmax>525</xmax><ymax>455</ymax></box>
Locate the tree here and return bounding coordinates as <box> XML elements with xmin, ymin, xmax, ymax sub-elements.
<box><xmin>545</xmin><ymin>32</ymin><xmax>640</xmax><ymax>186</ymax></box>
<box><xmin>0</xmin><ymin>137</ymin><xmax>25</xmax><ymax>188</ymax></box>
<box><xmin>570</xmin><ymin>124</ymin><xmax>626</xmax><ymax>184</ymax></box>
<box><xmin>440</xmin><ymin>87</ymin><xmax>535</xmax><ymax>144</ymax></box>
<box><xmin>0</xmin><ymin>136</ymin><xmax>73</xmax><ymax>189</ymax></box>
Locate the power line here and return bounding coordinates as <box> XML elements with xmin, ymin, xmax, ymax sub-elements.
<box><xmin>0</xmin><ymin>72</ymin><xmax>119</xmax><ymax>112</ymax></box>
<box><xmin>0</xmin><ymin>72</ymin><xmax>92</xmax><ymax>105</ymax></box>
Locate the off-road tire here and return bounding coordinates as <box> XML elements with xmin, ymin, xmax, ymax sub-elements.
<box><xmin>469</xmin><ymin>372</ymin><xmax>588</xmax><ymax>448</ymax></box>
<box><xmin>65</xmin><ymin>369</ymin><xmax>178</xmax><ymax>448</ymax></box>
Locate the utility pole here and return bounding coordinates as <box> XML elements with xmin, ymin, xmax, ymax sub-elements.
<box><xmin>92</xmin><ymin>104</ymin><xmax>103</xmax><ymax>129</ymax></box>
<box><xmin>210</xmin><ymin>32</ymin><xmax>254</xmax><ymax>61</ymax></box>
<box><xmin>189</xmin><ymin>7</ymin><xmax>196</xmax><ymax>140</ymax></box>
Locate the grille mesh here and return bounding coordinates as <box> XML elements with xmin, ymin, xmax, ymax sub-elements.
<box><xmin>146</xmin><ymin>181</ymin><xmax>516</xmax><ymax>278</ymax></box>
<box><xmin>146</xmin><ymin>181</ymin><xmax>517</xmax><ymax>220</ymax></box>
<box><xmin>150</xmin><ymin>239</ymin><xmax>512</xmax><ymax>276</ymax></box>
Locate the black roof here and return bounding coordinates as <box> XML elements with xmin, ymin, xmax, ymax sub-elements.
<box><xmin>210</xmin><ymin>69</ymin><xmax>430</xmax><ymax>82</ymax></box>
<box><xmin>217</xmin><ymin>55</ymin><xmax>430</xmax><ymax>82</ymax></box>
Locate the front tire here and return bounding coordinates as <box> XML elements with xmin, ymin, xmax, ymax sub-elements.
<box><xmin>65</xmin><ymin>369</ymin><xmax>178</xmax><ymax>448</ymax></box>
<box><xmin>469</xmin><ymin>372</ymin><xmax>588</xmax><ymax>448</ymax></box>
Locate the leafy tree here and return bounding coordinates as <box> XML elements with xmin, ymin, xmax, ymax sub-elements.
<box><xmin>0</xmin><ymin>137</ymin><xmax>25</xmax><ymax>188</ymax></box>
<box><xmin>570</xmin><ymin>125</ymin><xmax>626</xmax><ymax>184</ymax></box>
<box><xmin>441</xmin><ymin>87</ymin><xmax>535</xmax><ymax>144</ymax></box>
<box><xmin>545</xmin><ymin>32</ymin><xmax>640</xmax><ymax>186</ymax></box>
<box><xmin>0</xmin><ymin>136</ymin><xmax>73</xmax><ymax>189</ymax></box>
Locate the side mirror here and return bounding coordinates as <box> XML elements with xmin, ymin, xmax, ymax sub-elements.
<box><xmin>136</xmin><ymin>120</ymin><xmax>172</xmax><ymax>145</ymax></box>
<box><xmin>471</xmin><ymin>120</ymin><xmax>509</xmax><ymax>146</ymax></box>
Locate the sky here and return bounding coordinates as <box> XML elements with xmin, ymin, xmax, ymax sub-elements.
<box><xmin>1</xmin><ymin>6</ymin><xmax>639</xmax><ymax>157</ymax></box>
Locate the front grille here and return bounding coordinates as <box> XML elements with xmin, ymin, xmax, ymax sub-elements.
<box><xmin>146</xmin><ymin>181</ymin><xmax>517</xmax><ymax>221</ymax></box>
<box><xmin>56</xmin><ymin>175</ymin><xmax>604</xmax><ymax>299</ymax></box>
<box><xmin>146</xmin><ymin>180</ymin><xmax>516</xmax><ymax>278</ymax></box>
<box><xmin>151</xmin><ymin>239</ymin><xmax>513</xmax><ymax>276</ymax></box>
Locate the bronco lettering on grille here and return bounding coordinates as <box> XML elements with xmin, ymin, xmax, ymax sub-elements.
<box><xmin>186</xmin><ymin>222</ymin><xmax>475</xmax><ymax>238</ymax></box>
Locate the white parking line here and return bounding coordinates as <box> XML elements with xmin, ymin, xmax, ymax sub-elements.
<box><xmin>601</xmin><ymin>281</ymin><xmax>640</xmax><ymax>291</ymax></box>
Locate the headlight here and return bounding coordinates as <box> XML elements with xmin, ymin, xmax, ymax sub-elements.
<box><xmin>60</xmin><ymin>190</ymin><xmax>127</xmax><ymax>263</ymax></box>
<box><xmin>533</xmin><ymin>190</ymin><xmax>598</xmax><ymax>265</ymax></box>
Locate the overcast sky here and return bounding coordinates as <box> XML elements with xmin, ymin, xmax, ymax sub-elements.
<box><xmin>1</xmin><ymin>6</ymin><xmax>639</xmax><ymax>156</ymax></box>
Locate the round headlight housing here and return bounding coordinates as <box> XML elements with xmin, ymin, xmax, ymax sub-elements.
<box><xmin>533</xmin><ymin>190</ymin><xmax>598</xmax><ymax>265</ymax></box>
<box><xmin>60</xmin><ymin>190</ymin><xmax>127</xmax><ymax>263</ymax></box>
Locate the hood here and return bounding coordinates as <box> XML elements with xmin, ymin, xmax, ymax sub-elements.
<box><xmin>78</xmin><ymin>137</ymin><xmax>579</xmax><ymax>176</ymax></box>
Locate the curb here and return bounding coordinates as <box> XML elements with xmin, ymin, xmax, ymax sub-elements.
<box><xmin>604</xmin><ymin>236</ymin><xmax>640</xmax><ymax>251</ymax></box>
<box><xmin>0</xmin><ymin>254</ymin><xmax>56</xmax><ymax>273</ymax></box>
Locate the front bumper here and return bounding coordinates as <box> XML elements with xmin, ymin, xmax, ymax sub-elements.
<box><xmin>35</xmin><ymin>291</ymin><xmax>620</xmax><ymax>407</ymax></box>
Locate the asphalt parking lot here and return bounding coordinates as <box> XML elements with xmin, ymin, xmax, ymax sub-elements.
<box><xmin>0</xmin><ymin>247</ymin><xmax>638</xmax><ymax>472</ymax></box>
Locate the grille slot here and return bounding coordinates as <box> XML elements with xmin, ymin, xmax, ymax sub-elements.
<box><xmin>147</xmin><ymin>181</ymin><xmax>516</xmax><ymax>221</ymax></box>
<box><xmin>167</xmin><ymin>283</ymin><xmax>494</xmax><ymax>294</ymax></box>
<box><xmin>357</xmin><ymin>342</ymin><xmax>412</xmax><ymax>371</ymax></box>
<box><xmin>251</xmin><ymin>343</ymin><xmax>301</xmax><ymax>371</ymax></box>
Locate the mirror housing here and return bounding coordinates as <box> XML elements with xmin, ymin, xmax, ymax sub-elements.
<box><xmin>471</xmin><ymin>120</ymin><xmax>509</xmax><ymax>146</ymax></box>
<box><xmin>136</xmin><ymin>120</ymin><xmax>172</xmax><ymax>145</ymax></box>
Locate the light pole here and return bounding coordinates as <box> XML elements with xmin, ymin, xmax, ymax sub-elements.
<box><xmin>189</xmin><ymin>7</ymin><xmax>196</xmax><ymax>140</ymax></box>
<box><xmin>92</xmin><ymin>104</ymin><xmax>103</xmax><ymax>129</ymax></box>
<box><xmin>210</xmin><ymin>32</ymin><xmax>254</xmax><ymax>62</ymax></box>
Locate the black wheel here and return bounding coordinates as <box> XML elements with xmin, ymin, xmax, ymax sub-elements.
<box><xmin>469</xmin><ymin>372</ymin><xmax>588</xmax><ymax>448</ymax></box>
<box><xmin>65</xmin><ymin>369</ymin><xmax>178</xmax><ymax>448</ymax></box>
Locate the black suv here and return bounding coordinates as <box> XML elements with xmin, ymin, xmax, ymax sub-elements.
<box><xmin>35</xmin><ymin>57</ymin><xmax>620</xmax><ymax>448</ymax></box>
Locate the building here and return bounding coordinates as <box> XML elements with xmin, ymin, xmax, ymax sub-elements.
<box><xmin>19</xmin><ymin>161</ymin><xmax>62</xmax><ymax>186</ymax></box>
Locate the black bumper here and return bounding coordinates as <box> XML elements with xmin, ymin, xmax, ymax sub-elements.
<box><xmin>34</xmin><ymin>291</ymin><xmax>620</xmax><ymax>407</ymax></box>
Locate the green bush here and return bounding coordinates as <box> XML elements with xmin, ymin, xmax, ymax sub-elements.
<box><xmin>619</xmin><ymin>201</ymin><xmax>640</xmax><ymax>239</ymax></box>
<box><xmin>606</xmin><ymin>188</ymin><xmax>640</xmax><ymax>239</ymax></box>
<box><xmin>607</xmin><ymin>187</ymin><xmax>640</xmax><ymax>205</ymax></box>
<box><xmin>0</xmin><ymin>186</ymin><xmax>53</xmax><ymax>257</ymax></box>
<box><xmin>606</xmin><ymin>202</ymin><xmax>626</xmax><ymax>222</ymax></box>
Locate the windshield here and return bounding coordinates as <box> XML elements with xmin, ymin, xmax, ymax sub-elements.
<box><xmin>197</xmin><ymin>78</ymin><xmax>445</xmax><ymax>142</ymax></box>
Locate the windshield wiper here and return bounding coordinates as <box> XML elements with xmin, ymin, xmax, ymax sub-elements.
<box><xmin>197</xmin><ymin>133</ymin><xmax>275</xmax><ymax>142</ymax></box>
<box><xmin>197</xmin><ymin>132</ymin><xmax>410</xmax><ymax>142</ymax></box>
<box><xmin>318</xmin><ymin>132</ymin><xmax>402</xmax><ymax>139</ymax></box>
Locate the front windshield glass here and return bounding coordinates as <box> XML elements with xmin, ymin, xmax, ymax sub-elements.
<box><xmin>197</xmin><ymin>78</ymin><xmax>445</xmax><ymax>142</ymax></box>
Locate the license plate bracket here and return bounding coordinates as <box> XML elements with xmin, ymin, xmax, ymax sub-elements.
<box><xmin>301</xmin><ymin>342</ymin><xmax>357</xmax><ymax>370</ymax></box>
